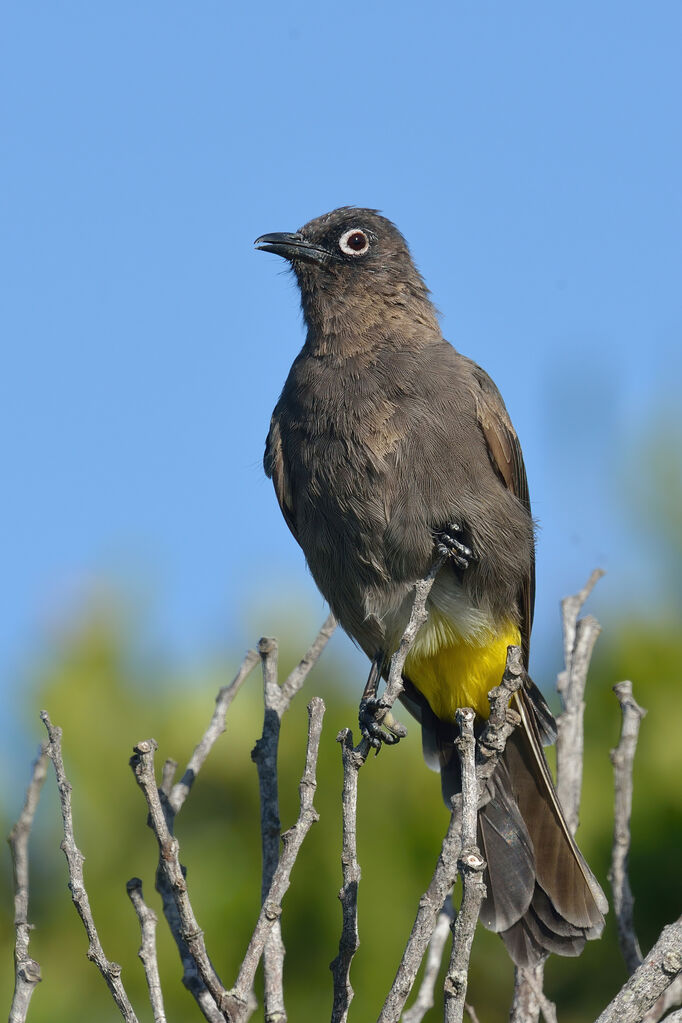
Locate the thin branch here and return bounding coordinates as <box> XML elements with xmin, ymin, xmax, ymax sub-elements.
<box><xmin>252</xmin><ymin>615</ymin><xmax>336</xmax><ymax>1023</ymax></box>
<box><xmin>513</xmin><ymin>570</ymin><xmax>603</xmax><ymax>1019</ymax></box>
<box><xmin>254</xmin><ymin>636</ymin><xmax>285</xmax><ymax>1023</ymax></box>
<box><xmin>280</xmin><ymin>611</ymin><xmax>337</xmax><ymax>704</ymax></box>
<box><xmin>127</xmin><ymin>878</ymin><xmax>167</xmax><ymax>1023</ymax></box>
<box><xmin>8</xmin><ymin>745</ymin><xmax>48</xmax><ymax>1023</ymax></box>
<box><xmin>156</xmin><ymin>649</ymin><xmax>261</xmax><ymax>1021</ymax></box>
<box><xmin>444</xmin><ymin>709</ymin><xmax>486</xmax><ymax>1023</ymax></box>
<box><xmin>130</xmin><ymin>738</ymin><xmax>228</xmax><ymax>1017</ymax></box>
<box><xmin>229</xmin><ymin>698</ymin><xmax>325</xmax><ymax>1017</ymax></box>
<box><xmin>330</xmin><ymin>729</ymin><xmax>363</xmax><ymax>1023</ymax></box>
<box><xmin>169</xmin><ymin>648</ymin><xmax>261</xmax><ymax>813</ymax></box>
<box><xmin>41</xmin><ymin>711</ymin><xmax>139</xmax><ymax>1023</ymax></box>
<box><xmin>402</xmin><ymin>899</ymin><xmax>455</xmax><ymax>1023</ymax></box>
<box><xmin>556</xmin><ymin>569</ymin><xmax>604</xmax><ymax>830</ymax></box>
<box><xmin>609</xmin><ymin>680</ymin><xmax>646</xmax><ymax>974</ymax></box>
<box><xmin>595</xmin><ymin>918</ymin><xmax>682</xmax><ymax>1023</ymax></box>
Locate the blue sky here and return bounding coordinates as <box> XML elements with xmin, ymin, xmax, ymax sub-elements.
<box><xmin>2</xmin><ymin>2</ymin><xmax>681</xmax><ymax>763</ymax></box>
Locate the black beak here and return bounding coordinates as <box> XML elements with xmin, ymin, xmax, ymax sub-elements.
<box><xmin>254</xmin><ymin>231</ymin><xmax>329</xmax><ymax>266</ymax></box>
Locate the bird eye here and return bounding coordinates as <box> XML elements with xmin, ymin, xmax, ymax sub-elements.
<box><xmin>339</xmin><ymin>228</ymin><xmax>370</xmax><ymax>256</ymax></box>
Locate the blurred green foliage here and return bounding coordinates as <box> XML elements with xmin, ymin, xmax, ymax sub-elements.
<box><xmin>1</xmin><ymin>591</ymin><xmax>679</xmax><ymax>1022</ymax></box>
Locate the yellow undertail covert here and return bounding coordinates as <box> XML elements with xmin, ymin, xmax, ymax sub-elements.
<box><xmin>404</xmin><ymin>607</ymin><xmax>520</xmax><ymax>720</ymax></box>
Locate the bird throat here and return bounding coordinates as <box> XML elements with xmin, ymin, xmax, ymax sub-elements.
<box><xmin>404</xmin><ymin>608</ymin><xmax>520</xmax><ymax>720</ymax></box>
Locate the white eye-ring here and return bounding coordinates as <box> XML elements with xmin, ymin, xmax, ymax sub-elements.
<box><xmin>339</xmin><ymin>228</ymin><xmax>370</xmax><ymax>256</ymax></box>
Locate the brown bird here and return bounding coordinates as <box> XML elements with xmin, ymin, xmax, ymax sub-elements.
<box><xmin>255</xmin><ymin>207</ymin><xmax>607</xmax><ymax>966</ymax></box>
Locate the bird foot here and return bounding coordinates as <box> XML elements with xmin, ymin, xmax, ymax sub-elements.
<box><xmin>359</xmin><ymin>697</ymin><xmax>408</xmax><ymax>750</ymax></box>
<box><xmin>434</xmin><ymin>522</ymin><xmax>474</xmax><ymax>570</ymax></box>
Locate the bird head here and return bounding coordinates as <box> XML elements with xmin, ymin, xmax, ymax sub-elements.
<box><xmin>255</xmin><ymin>207</ymin><xmax>438</xmax><ymax>343</ymax></box>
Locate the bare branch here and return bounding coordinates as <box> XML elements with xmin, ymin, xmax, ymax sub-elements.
<box><xmin>642</xmin><ymin>975</ymin><xmax>682</xmax><ymax>1023</ymax></box>
<box><xmin>330</xmin><ymin>729</ymin><xmax>363</xmax><ymax>1023</ymax></box>
<box><xmin>513</xmin><ymin>570</ymin><xmax>603</xmax><ymax>1018</ymax></box>
<box><xmin>169</xmin><ymin>648</ymin><xmax>261</xmax><ymax>813</ymax></box>
<box><xmin>126</xmin><ymin>878</ymin><xmax>167</xmax><ymax>1023</ymax></box>
<box><xmin>444</xmin><ymin>709</ymin><xmax>486</xmax><ymax>1023</ymax></box>
<box><xmin>595</xmin><ymin>919</ymin><xmax>682</xmax><ymax>1023</ymax></box>
<box><xmin>8</xmin><ymin>745</ymin><xmax>48</xmax><ymax>1023</ymax></box>
<box><xmin>229</xmin><ymin>698</ymin><xmax>325</xmax><ymax>1016</ymax></box>
<box><xmin>130</xmin><ymin>738</ymin><xmax>228</xmax><ymax>1017</ymax></box>
<box><xmin>41</xmin><ymin>711</ymin><xmax>139</xmax><ymax>1022</ymax></box>
<box><xmin>281</xmin><ymin>611</ymin><xmax>337</xmax><ymax>704</ymax></box>
<box><xmin>252</xmin><ymin>616</ymin><xmax>335</xmax><ymax>1023</ymax></box>
<box><xmin>402</xmin><ymin>899</ymin><xmax>455</xmax><ymax>1023</ymax></box>
<box><xmin>609</xmin><ymin>680</ymin><xmax>646</xmax><ymax>974</ymax></box>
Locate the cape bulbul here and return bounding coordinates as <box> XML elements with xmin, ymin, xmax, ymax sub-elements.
<box><xmin>255</xmin><ymin>207</ymin><xmax>607</xmax><ymax>966</ymax></box>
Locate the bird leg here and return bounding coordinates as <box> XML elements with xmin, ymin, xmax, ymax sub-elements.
<box><xmin>359</xmin><ymin>653</ymin><xmax>408</xmax><ymax>749</ymax></box>
<box><xmin>433</xmin><ymin>521</ymin><xmax>474</xmax><ymax>570</ymax></box>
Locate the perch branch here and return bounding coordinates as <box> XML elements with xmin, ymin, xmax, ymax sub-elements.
<box><xmin>609</xmin><ymin>680</ymin><xmax>646</xmax><ymax>974</ymax></box>
<box><xmin>444</xmin><ymin>709</ymin><xmax>486</xmax><ymax>1023</ymax></box>
<box><xmin>126</xmin><ymin>878</ymin><xmax>167</xmax><ymax>1023</ymax></box>
<box><xmin>41</xmin><ymin>711</ymin><xmax>139</xmax><ymax>1023</ymax></box>
<box><xmin>379</xmin><ymin>647</ymin><xmax>523</xmax><ymax>1023</ymax></box>
<box><xmin>8</xmin><ymin>745</ymin><xmax>48</xmax><ymax>1023</ymax></box>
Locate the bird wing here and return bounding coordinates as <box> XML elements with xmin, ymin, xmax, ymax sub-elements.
<box><xmin>470</xmin><ymin>364</ymin><xmax>535</xmax><ymax>664</ymax></box>
<box><xmin>264</xmin><ymin>416</ymin><xmax>299</xmax><ymax>541</ymax></box>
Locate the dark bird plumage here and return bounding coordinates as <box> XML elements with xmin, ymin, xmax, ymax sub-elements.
<box><xmin>255</xmin><ymin>206</ymin><xmax>607</xmax><ymax>966</ymax></box>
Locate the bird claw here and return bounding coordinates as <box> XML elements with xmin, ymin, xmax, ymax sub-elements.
<box><xmin>434</xmin><ymin>521</ymin><xmax>474</xmax><ymax>570</ymax></box>
<box><xmin>359</xmin><ymin>698</ymin><xmax>408</xmax><ymax>751</ymax></box>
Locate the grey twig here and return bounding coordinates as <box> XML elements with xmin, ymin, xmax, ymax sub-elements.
<box><xmin>228</xmin><ymin>698</ymin><xmax>325</xmax><ymax>1018</ymax></box>
<box><xmin>512</xmin><ymin>570</ymin><xmax>603</xmax><ymax>1020</ymax></box>
<box><xmin>556</xmin><ymin>567</ymin><xmax>604</xmax><ymax>831</ymax></box>
<box><xmin>152</xmin><ymin>649</ymin><xmax>261</xmax><ymax>1022</ymax></box>
<box><xmin>8</xmin><ymin>745</ymin><xmax>48</xmax><ymax>1023</ymax></box>
<box><xmin>402</xmin><ymin>899</ymin><xmax>455</xmax><ymax>1023</ymax></box>
<box><xmin>169</xmin><ymin>648</ymin><xmax>261</xmax><ymax>813</ymax></box>
<box><xmin>595</xmin><ymin>918</ymin><xmax>682</xmax><ymax>1023</ymax></box>
<box><xmin>130</xmin><ymin>738</ymin><xmax>228</xmax><ymax>1017</ymax></box>
<box><xmin>509</xmin><ymin>965</ymin><xmax>558</xmax><ymax>1023</ymax></box>
<box><xmin>379</xmin><ymin>647</ymin><xmax>523</xmax><ymax>1023</ymax></box>
<box><xmin>444</xmin><ymin>709</ymin><xmax>486</xmax><ymax>1023</ymax></box>
<box><xmin>330</xmin><ymin>729</ymin><xmax>363</xmax><ymax>1023</ymax></box>
<box><xmin>41</xmin><ymin>711</ymin><xmax>139</xmax><ymax>1023</ymax></box>
<box><xmin>642</xmin><ymin>975</ymin><xmax>682</xmax><ymax>1022</ymax></box>
<box><xmin>126</xmin><ymin>878</ymin><xmax>167</xmax><ymax>1023</ymax></box>
<box><xmin>252</xmin><ymin>615</ymin><xmax>336</xmax><ymax>1023</ymax></box>
<box><xmin>609</xmin><ymin>680</ymin><xmax>646</xmax><ymax>974</ymax></box>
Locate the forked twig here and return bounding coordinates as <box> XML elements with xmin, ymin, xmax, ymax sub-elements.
<box><xmin>253</xmin><ymin>613</ymin><xmax>336</xmax><ymax>1022</ymax></box>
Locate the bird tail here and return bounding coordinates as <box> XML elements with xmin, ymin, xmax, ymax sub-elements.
<box><xmin>424</xmin><ymin>684</ymin><xmax>607</xmax><ymax>967</ymax></box>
